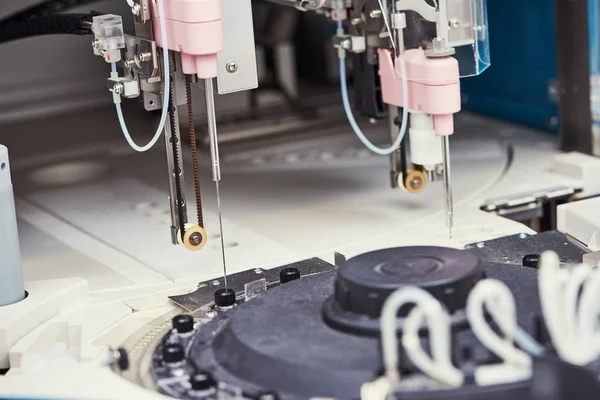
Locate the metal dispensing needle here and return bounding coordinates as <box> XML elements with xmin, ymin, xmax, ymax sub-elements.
<box><xmin>205</xmin><ymin>78</ymin><xmax>228</xmax><ymax>288</ymax></box>
<box><xmin>442</xmin><ymin>135</ymin><xmax>453</xmax><ymax>239</ymax></box>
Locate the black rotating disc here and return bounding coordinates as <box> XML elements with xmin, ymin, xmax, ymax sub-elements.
<box><xmin>323</xmin><ymin>247</ymin><xmax>485</xmax><ymax>335</ymax></box>
<box><xmin>177</xmin><ymin>247</ymin><xmax>543</xmax><ymax>399</ymax></box>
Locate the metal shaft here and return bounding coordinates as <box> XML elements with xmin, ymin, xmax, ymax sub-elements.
<box><xmin>388</xmin><ymin>106</ymin><xmax>401</xmax><ymax>188</ymax></box>
<box><xmin>205</xmin><ymin>78</ymin><xmax>228</xmax><ymax>288</ymax></box>
<box><xmin>442</xmin><ymin>135</ymin><xmax>453</xmax><ymax>238</ymax></box>
<box><xmin>205</xmin><ymin>78</ymin><xmax>221</xmax><ymax>183</ymax></box>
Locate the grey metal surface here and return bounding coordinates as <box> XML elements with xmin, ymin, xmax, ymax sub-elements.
<box><xmin>123</xmin><ymin>34</ymin><xmax>159</xmax><ymax>80</ymax></box>
<box><xmin>168</xmin><ymin>257</ymin><xmax>335</xmax><ymax>312</ymax></box>
<box><xmin>466</xmin><ymin>230</ymin><xmax>587</xmax><ymax>266</ymax></box>
<box><xmin>216</xmin><ymin>0</ymin><xmax>259</xmax><ymax>94</ymax></box>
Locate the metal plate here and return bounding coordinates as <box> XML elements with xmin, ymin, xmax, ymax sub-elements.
<box><xmin>466</xmin><ymin>230</ymin><xmax>588</xmax><ymax>266</ymax></box>
<box><xmin>216</xmin><ymin>0</ymin><xmax>258</xmax><ymax>94</ymax></box>
<box><xmin>168</xmin><ymin>257</ymin><xmax>335</xmax><ymax>312</ymax></box>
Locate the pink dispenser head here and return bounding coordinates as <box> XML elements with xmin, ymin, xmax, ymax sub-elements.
<box><xmin>150</xmin><ymin>0</ymin><xmax>224</xmax><ymax>79</ymax></box>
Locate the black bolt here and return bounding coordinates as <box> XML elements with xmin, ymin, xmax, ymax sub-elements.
<box><xmin>190</xmin><ymin>371</ymin><xmax>215</xmax><ymax>391</ymax></box>
<box><xmin>280</xmin><ymin>267</ymin><xmax>301</xmax><ymax>284</ymax></box>
<box><xmin>189</xmin><ymin>232</ymin><xmax>203</xmax><ymax>246</ymax></box>
<box><xmin>162</xmin><ymin>343</ymin><xmax>185</xmax><ymax>364</ymax></box>
<box><xmin>523</xmin><ymin>254</ymin><xmax>540</xmax><ymax>268</ymax></box>
<box><xmin>214</xmin><ymin>288</ymin><xmax>236</xmax><ymax>308</ymax></box>
<box><xmin>172</xmin><ymin>314</ymin><xmax>194</xmax><ymax>334</ymax></box>
<box><xmin>117</xmin><ymin>348</ymin><xmax>129</xmax><ymax>371</ymax></box>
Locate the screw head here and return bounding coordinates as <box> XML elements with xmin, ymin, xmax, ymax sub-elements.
<box><xmin>139</xmin><ymin>52</ymin><xmax>152</xmax><ymax>62</ymax></box>
<box><xmin>341</xmin><ymin>39</ymin><xmax>351</xmax><ymax>50</ymax></box>
<box><xmin>410</xmin><ymin>177</ymin><xmax>423</xmax><ymax>190</ymax></box>
<box><xmin>476</xmin><ymin>242</ymin><xmax>485</xmax><ymax>248</ymax></box>
<box><xmin>131</xmin><ymin>3</ymin><xmax>141</xmax><ymax>15</ymax></box>
<box><xmin>189</xmin><ymin>232</ymin><xmax>203</xmax><ymax>246</ymax></box>
<box><xmin>519</xmin><ymin>233</ymin><xmax>528</xmax><ymax>239</ymax></box>
<box><xmin>254</xmin><ymin>268</ymin><xmax>263</xmax><ymax>274</ymax></box>
<box><xmin>112</xmin><ymin>83</ymin><xmax>124</xmax><ymax>95</ymax></box>
<box><xmin>211</xmin><ymin>280</ymin><xmax>220</xmax><ymax>286</ymax></box>
<box><xmin>92</xmin><ymin>39</ymin><xmax>100</xmax><ymax>49</ymax></box>
<box><xmin>226</xmin><ymin>61</ymin><xmax>238</xmax><ymax>73</ymax></box>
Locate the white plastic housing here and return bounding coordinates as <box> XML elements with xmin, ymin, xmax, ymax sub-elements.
<box><xmin>408</xmin><ymin>113</ymin><xmax>443</xmax><ymax>169</ymax></box>
<box><xmin>92</xmin><ymin>14</ymin><xmax>125</xmax><ymax>63</ymax></box>
<box><xmin>0</xmin><ymin>145</ymin><xmax>25</xmax><ymax>307</ymax></box>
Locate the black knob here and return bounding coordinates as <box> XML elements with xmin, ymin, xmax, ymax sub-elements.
<box><xmin>162</xmin><ymin>343</ymin><xmax>185</xmax><ymax>364</ymax></box>
<box><xmin>117</xmin><ymin>347</ymin><xmax>129</xmax><ymax>371</ymax></box>
<box><xmin>214</xmin><ymin>288</ymin><xmax>236</xmax><ymax>307</ymax></box>
<box><xmin>280</xmin><ymin>267</ymin><xmax>301</xmax><ymax>284</ymax></box>
<box><xmin>523</xmin><ymin>254</ymin><xmax>540</xmax><ymax>268</ymax></box>
<box><xmin>190</xmin><ymin>371</ymin><xmax>215</xmax><ymax>391</ymax></box>
<box><xmin>172</xmin><ymin>314</ymin><xmax>194</xmax><ymax>334</ymax></box>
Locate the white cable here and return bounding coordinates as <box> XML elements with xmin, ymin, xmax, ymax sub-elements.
<box><xmin>380</xmin><ymin>286</ymin><xmax>446</xmax><ymax>385</ymax></box>
<box><xmin>466</xmin><ymin>280</ymin><xmax>533</xmax><ymax>368</ymax></box>
<box><xmin>577</xmin><ymin>265</ymin><xmax>600</xmax><ymax>362</ymax></box>
<box><xmin>337</xmin><ymin>21</ymin><xmax>409</xmax><ymax>155</ymax></box>
<box><xmin>110</xmin><ymin>0</ymin><xmax>170</xmax><ymax>152</ymax></box>
<box><xmin>538</xmin><ymin>251</ymin><xmax>573</xmax><ymax>361</ymax></box>
<box><xmin>402</xmin><ymin>303</ymin><xmax>463</xmax><ymax>387</ymax></box>
<box><xmin>360</xmin><ymin>376</ymin><xmax>392</xmax><ymax>400</ymax></box>
<box><xmin>564</xmin><ymin>263</ymin><xmax>595</xmax><ymax>364</ymax></box>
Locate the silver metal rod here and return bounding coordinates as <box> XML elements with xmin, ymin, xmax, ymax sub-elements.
<box><xmin>205</xmin><ymin>78</ymin><xmax>228</xmax><ymax>288</ymax></box>
<box><xmin>205</xmin><ymin>78</ymin><xmax>221</xmax><ymax>182</ymax></box>
<box><xmin>388</xmin><ymin>106</ymin><xmax>401</xmax><ymax>188</ymax></box>
<box><xmin>215</xmin><ymin>180</ymin><xmax>228</xmax><ymax>288</ymax></box>
<box><xmin>442</xmin><ymin>135</ymin><xmax>453</xmax><ymax>238</ymax></box>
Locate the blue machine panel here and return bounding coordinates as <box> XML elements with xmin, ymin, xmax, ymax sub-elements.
<box><xmin>460</xmin><ymin>0</ymin><xmax>559</xmax><ymax>132</ymax></box>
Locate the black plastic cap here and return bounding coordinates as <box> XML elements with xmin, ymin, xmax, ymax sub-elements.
<box><xmin>162</xmin><ymin>343</ymin><xmax>185</xmax><ymax>364</ymax></box>
<box><xmin>190</xmin><ymin>371</ymin><xmax>215</xmax><ymax>391</ymax></box>
<box><xmin>334</xmin><ymin>247</ymin><xmax>483</xmax><ymax>317</ymax></box>
<box><xmin>280</xmin><ymin>267</ymin><xmax>301</xmax><ymax>284</ymax></box>
<box><xmin>172</xmin><ymin>314</ymin><xmax>194</xmax><ymax>334</ymax></box>
<box><xmin>214</xmin><ymin>288</ymin><xmax>236</xmax><ymax>307</ymax></box>
<box><xmin>523</xmin><ymin>254</ymin><xmax>540</xmax><ymax>268</ymax></box>
<box><xmin>117</xmin><ymin>347</ymin><xmax>129</xmax><ymax>371</ymax></box>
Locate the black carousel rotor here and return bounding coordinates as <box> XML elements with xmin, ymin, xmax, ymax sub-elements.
<box><xmin>148</xmin><ymin>243</ymin><xmax>600</xmax><ymax>400</ymax></box>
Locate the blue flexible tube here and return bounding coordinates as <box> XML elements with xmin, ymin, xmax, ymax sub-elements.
<box><xmin>110</xmin><ymin>0</ymin><xmax>170</xmax><ymax>152</ymax></box>
<box><xmin>337</xmin><ymin>20</ymin><xmax>409</xmax><ymax>155</ymax></box>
